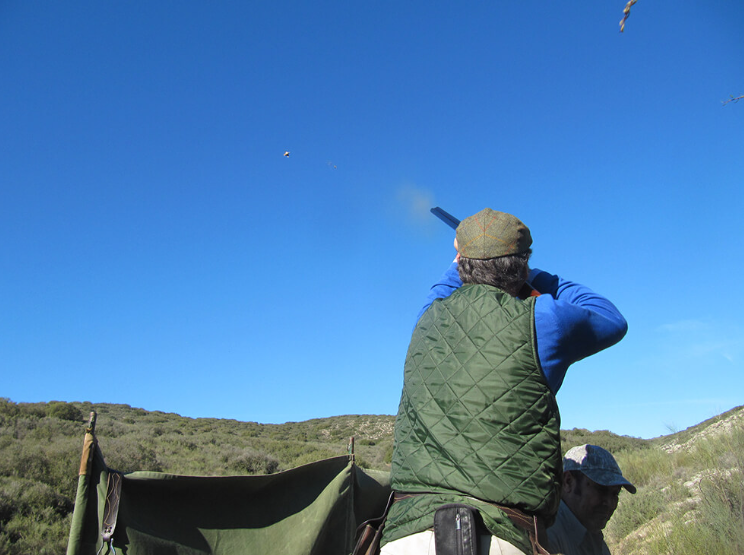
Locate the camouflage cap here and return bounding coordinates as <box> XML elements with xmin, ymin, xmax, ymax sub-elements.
<box><xmin>455</xmin><ymin>208</ymin><xmax>532</xmax><ymax>259</ymax></box>
<box><xmin>564</xmin><ymin>444</ymin><xmax>637</xmax><ymax>494</ymax></box>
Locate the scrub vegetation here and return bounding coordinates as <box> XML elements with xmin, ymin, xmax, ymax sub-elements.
<box><xmin>0</xmin><ymin>398</ymin><xmax>394</xmax><ymax>555</ymax></box>
<box><xmin>0</xmin><ymin>397</ymin><xmax>741</xmax><ymax>555</ymax></box>
<box><xmin>606</xmin><ymin>406</ymin><xmax>744</xmax><ymax>555</ymax></box>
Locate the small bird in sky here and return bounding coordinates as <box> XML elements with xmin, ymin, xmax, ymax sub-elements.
<box><xmin>284</xmin><ymin>151</ymin><xmax>290</xmax><ymax>157</ymax></box>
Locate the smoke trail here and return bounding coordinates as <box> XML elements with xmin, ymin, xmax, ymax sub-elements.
<box><xmin>396</xmin><ymin>184</ymin><xmax>435</xmax><ymax>226</ymax></box>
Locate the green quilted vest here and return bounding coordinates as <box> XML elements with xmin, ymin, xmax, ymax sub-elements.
<box><xmin>382</xmin><ymin>284</ymin><xmax>562</xmax><ymax>551</ymax></box>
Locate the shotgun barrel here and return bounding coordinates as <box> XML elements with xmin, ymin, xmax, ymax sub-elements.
<box><xmin>430</xmin><ymin>207</ymin><xmax>460</xmax><ymax>230</ymax></box>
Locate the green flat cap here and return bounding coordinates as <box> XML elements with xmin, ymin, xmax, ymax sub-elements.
<box><xmin>456</xmin><ymin>208</ymin><xmax>532</xmax><ymax>259</ymax></box>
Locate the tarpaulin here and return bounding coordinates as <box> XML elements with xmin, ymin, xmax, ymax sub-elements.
<box><xmin>67</xmin><ymin>427</ymin><xmax>390</xmax><ymax>555</ymax></box>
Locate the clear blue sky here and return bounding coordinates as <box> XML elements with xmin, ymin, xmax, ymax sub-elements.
<box><xmin>1</xmin><ymin>1</ymin><xmax>742</xmax><ymax>439</ymax></box>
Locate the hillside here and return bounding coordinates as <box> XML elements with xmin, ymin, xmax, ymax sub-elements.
<box><xmin>605</xmin><ymin>405</ymin><xmax>744</xmax><ymax>554</ymax></box>
<box><xmin>0</xmin><ymin>398</ymin><xmax>742</xmax><ymax>554</ymax></box>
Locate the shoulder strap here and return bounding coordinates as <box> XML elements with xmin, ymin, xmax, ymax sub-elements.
<box><xmin>98</xmin><ymin>471</ymin><xmax>123</xmax><ymax>554</ymax></box>
<box><xmin>352</xmin><ymin>491</ymin><xmax>395</xmax><ymax>555</ymax></box>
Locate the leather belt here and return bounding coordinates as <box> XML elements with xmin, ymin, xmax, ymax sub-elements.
<box><xmin>393</xmin><ymin>492</ymin><xmax>552</xmax><ymax>555</ymax></box>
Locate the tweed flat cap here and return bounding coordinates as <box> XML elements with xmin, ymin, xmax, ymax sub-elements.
<box><xmin>455</xmin><ymin>208</ymin><xmax>532</xmax><ymax>259</ymax></box>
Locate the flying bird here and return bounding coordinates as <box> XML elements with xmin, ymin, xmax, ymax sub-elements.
<box><xmin>284</xmin><ymin>151</ymin><xmax>290</xmax><ymax>157</ymax></box>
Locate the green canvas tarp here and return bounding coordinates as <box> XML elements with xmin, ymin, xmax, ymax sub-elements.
<box><xmin>67</xmin><ymin>418</ymin><xmax>391</xmax><ymax>555</ymax></box>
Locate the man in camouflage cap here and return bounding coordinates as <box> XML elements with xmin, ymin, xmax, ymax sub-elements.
<box><xmin>382</xmin><ymin>208</ymin><xmax>628</xmax><ymax>555</ymax></box>
<box><xmin>547</xmin><ymin>445</ymin><xmax>636</xmax><ymax>555</ymax></box>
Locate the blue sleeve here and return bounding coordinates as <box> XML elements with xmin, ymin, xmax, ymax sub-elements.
<box><xmin>530</xmin><ymin>268</ymin><xmax>628</xmax><ymax>393</ymax></box>
<box><xmin>414</xmin><ymin>261</ymin><xmax>462</xmax><ymax>325</ymax></box>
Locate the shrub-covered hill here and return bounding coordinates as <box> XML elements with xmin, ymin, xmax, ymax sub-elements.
<box><xmin>0</xmin><ymin>399</ymin><xmax>391</xmax><ymax>554</ymax></box>
<box><xmin>2</xmin><ymin>398</ymin><xmax>740</xmax><ymax>555</ymax></box>
<box><xmin>606</xmin><ymin>405</ymin><xmax>744</xmax><ymax>555</ymax></box>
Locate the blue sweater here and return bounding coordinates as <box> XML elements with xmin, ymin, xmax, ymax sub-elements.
<box><xmin>416</xmin><ymin>263</ymin><xmax>628</xmax><ymax>393</ymax></box>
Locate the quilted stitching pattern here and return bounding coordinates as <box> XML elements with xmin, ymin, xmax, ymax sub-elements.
<box><xmin>391</xmin><ymin>284</ymin><xmax>561</xmax><ymax>515</ymax></box>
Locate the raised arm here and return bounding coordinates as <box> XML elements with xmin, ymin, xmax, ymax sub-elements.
<box><xmin>531</xmin><ymin>268</ymin><xmax>628</xmax><ymax>393</ymax></box>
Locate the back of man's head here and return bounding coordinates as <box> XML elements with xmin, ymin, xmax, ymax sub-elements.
<box><xmin>456</xmin><ymin>208</ymin><xmax>532</xmax><ymax>296</ymax></box>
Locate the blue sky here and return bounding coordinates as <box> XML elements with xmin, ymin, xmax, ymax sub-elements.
<box><xmin>1</xmin><ymin>1</ymin><xmax>742</xmax><ymax>439</ymax></box>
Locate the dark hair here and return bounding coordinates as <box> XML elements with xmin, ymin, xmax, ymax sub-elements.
<box><xmin>457</xmin><ymin>249</ymin><xmax>532</xmax><ymax>297</ymax></box>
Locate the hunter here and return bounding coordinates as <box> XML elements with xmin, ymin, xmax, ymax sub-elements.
<box><xmin>381</xmin><ymin>208</ymin><xmax>628</xmax><ymax>555</ymax></box>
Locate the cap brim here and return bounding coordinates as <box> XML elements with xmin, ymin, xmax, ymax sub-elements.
<box><xmin>622</xmin><ymin>482</ymin><xmax>637</xmax><ymax>494</ymax></box>
<box><xmin>583</xmin><ymin>469</ymin><xmax>637</xmax><ymax>494</ymax></box>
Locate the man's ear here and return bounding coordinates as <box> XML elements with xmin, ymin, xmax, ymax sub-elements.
<box><xmin>562</xmin><ymin>471</ymin><xmax>574</xmax><ymax>495</ymax></box>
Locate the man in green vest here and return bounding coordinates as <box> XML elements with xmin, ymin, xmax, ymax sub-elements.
<box><xmin>380</xmin><ymin>208</ymin><xmax>628</xmax><ymax>555</ymax></box>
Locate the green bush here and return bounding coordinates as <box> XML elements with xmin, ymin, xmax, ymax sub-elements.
<box><xmin>0</xmin><ymin>476</ymin><xmax>74</xmax><ymax>555</ymax></box>
<box><xmin>0</xmin><ymin>399</ymin><xmax>20</xmax><ymax>418</ymax></box>
<box><xmin>221</xmin><ymin>446</ymin><xmax>280</xmax><ymax>475</ymax></box>
<box><xmin>1</xmin><ymin>510</ymin><xmax>71</xmax><ymax>555</ymax></box>
<box><xmin>101</xmin><ymin>437</ymin><xmax>163</xmax><ymax>473</ymax></box>
<box><xmin>0</xmin><ymin>442</ymin><xmax>52</xmax><ymax>483</ymax></box>
<box><xmin>46</xmin><ymin>402</ymin><xmax>83</xmax><ymax>422</ymax></box>
<box><xmin>696</xmin><ymin>468</ymin><xmax>744</xmax><ymax>552</ymax></box>
<box><xmin>0</xmin><ymin>476</ymin><xmax>73</xmax><ymax>520</ymax></box>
